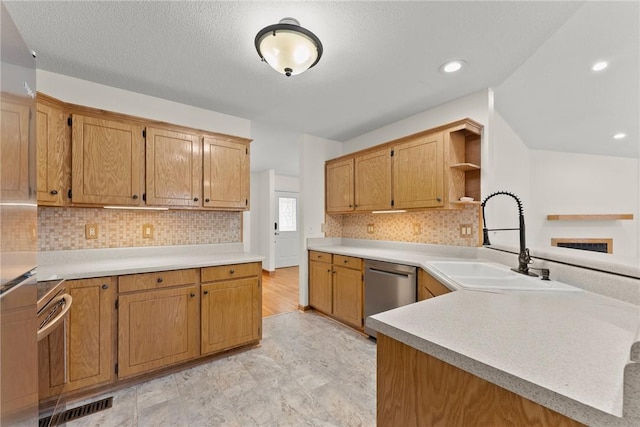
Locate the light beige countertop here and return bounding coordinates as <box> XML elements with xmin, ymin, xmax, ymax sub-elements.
<box><xmin>308</xmin><ymin>239</ymin><xmax>640</xmax><ymax>426</ymax></box>
<box><xmin>37</xmin><ymin>243</ymin><xmax>264</xmax><ymax>281</ymax></box>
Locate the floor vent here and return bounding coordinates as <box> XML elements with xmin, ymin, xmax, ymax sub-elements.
<box><xmin>551</xmin><ymin>238</ymin><xmax>612</xmax><ymax>254</ymax></box>
<box><xmin>39</xmin><ymin>396</ymin><xmax>113</xmax><ymax>427</ymax></box>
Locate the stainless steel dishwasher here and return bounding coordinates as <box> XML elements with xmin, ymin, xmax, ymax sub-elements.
<box><xmin>364</xmin><ymin>260</ymin><xmax>417</xmax><ymax>338</ymax></box>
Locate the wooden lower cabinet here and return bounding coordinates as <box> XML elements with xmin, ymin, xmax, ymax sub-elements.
<box><xmin>309</xmin><ymin>258</ymin><xmax>333</xmax><ymax>314</ymax></box>
<box><xmin>377</xmin><ymin>334</ymin><xmax>584</xmax><ymax>427</ymax></box>
<box><xmin>308</xmin><ymin>251</ymin><xmax>364</xmax><ymax>329</ymax></box>
<box><xmin>117</xmin><ymin>285</ymin><xmax>199</xmax><ymax>379</ymax></box>
<box><xmin>201</xmin><ymin>277</ymin><xmax>261</xmax><ymax>355</ymax></box>
<box><xmin>65</xmin><ymin>277</ymin><xmax>115</xmax><ymax>394</ymax></box>
<box><xmin>39</xmin><ymin>263</ymin><xmax>262</xmax><ymax>403</ymax></box>
<box><xmin>418</xmin><ymin>269</ymin><xmax>452</xmax><ymax>301</ymax></box>
<box><xmin>332</xmin><ymin>265</ymin><xmax>363</xmax><ymax>327</ymax></box>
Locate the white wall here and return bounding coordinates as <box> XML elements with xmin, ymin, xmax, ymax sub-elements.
<box><xmin>250</xmin><ymin>120</ymin><xmax>300</xmax><ymax>175</ymax></box>
<box><xmin>484</xmin><ymin>109</ymin><xmax>532</xmax><ymax>247</ymax></box>
<box><xmin>343</xmin><ymin>89</ymin><xmax>490</xmax><ymax>154</ymax></box>
<box><xmin>490</xmin><ymin>106</ymin><xmax>639</xmax><ymax>261</ymax></box>
<box><xmin>37</xmin><ymin>70</ymin><xmax>250</xmax><ymax>138</ymax></box>
<box><xmin>529</xmin><ymin>150</ymin><xmax>638</xmax><ymax>257</ymax></box>
<box><xmin>275</xmin><ymin>175</ymin><xmax>299</xmax><ymax>192</ymax></box>
<box><xmin>252</xmin><ymin>170</ymin><xmax>275</xmax><ymax>271</ymax></box>
<box><xmin>298</xmin><ymin>134</ymin><xmax>343</xmax><ymax>306</ymax></box>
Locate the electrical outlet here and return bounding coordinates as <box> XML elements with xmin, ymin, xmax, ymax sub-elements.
<box><xmin>142</xmin><ymin>224</ymin><xmax>154</xmax><ymax>239</ymax></box>
<box><xmin>367</xmin><ymin>224</ymin><xmax>375</xmax><ymax>234</ymax></box>
<box><xmin>412</xmin><ymin>223</ymin><xmax>421</xmax><ymax>235</ymax></box>
<box><xmin>320</xmin><ymin>223</ymin><xmax>326</xmax><ymax>233</ymax></box>
<box><xmin>460</xmin><ymin>224</ymin><xmax>472</xmax><ymax>238</ymax></box>
<box><xmin>85</xmin><ymin>223</ymin><xmax>98</xmax><ymax>239</ymax></box>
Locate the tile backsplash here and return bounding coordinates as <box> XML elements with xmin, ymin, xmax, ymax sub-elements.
<box><xmin>38</xmin><ymin>207</ymin><xmax>241</xmax><ymax>251</ymax></box>
<box><xmin>325</xmin><ymin>204</ymin><xmax>481</xmax><ymax>246</ymax></box>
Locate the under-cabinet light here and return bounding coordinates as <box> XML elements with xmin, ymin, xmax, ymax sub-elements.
<box><xmin>103</xmin><ymin>206</ymin><xmax>169</xmax><ymax>211</ymax></box>
<box><xmin>372</xmin><ymin>210</ymin><xmax>407</xmax><ymax>214</ymax></box>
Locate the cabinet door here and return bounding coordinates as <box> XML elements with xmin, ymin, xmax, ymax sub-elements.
<box><xmin>38</xmin><ymin>322</ymin><xmax>66</xmax><ymax>400</ymax></box>
<box><xmin>332</xmin><ymin>265</ymin><xmax>363</xmax><ymax>328</ymax></box>
<box><xmin>202</xmin><ymin>136</ymin><xmax>249</xmax><ymax>210</ymax></box>
<box><xmin>71</xmin><ymin>114</ymin><xmax>144</xmax><ymax>205</ymax></box>
<box><xmin>325</xmin><ymin>158</ymin><xmax>354</xmax><ymax>213</ymax></box>
<box><xmin>65</xmin><ymin>277</ymin><xmax>115</xmax><ymax>392</ymax></box>
<box><xmin>309</xmin><ymin>260</ymin><xmax>333</xmax><ymax>314</ymax></box>
<box><xmin>36</xmin><ymin>102</ymin><xmax>68</xmax><ymax>206</ymax></box>
<box><xmin>393</xmin><ymin>132</ymin><xmax>444</xmax><ymax>209</ymax></box>
<box><xmin>145</xmin><ymin>127</ymin><xmax>202</xmax><ymax>207</ymax></box>
<box><xmin>1</xmin><ymin>100</ymin><xmax>31</xmax><ymax>201</ymax></box>
<box><xmin>201</xmin><ymin>277</ymin><xmax>261</xmax><ymax>355</ymax></box>
<box><xmin>355</xmin><ymin>148</ymin><xmax>391</xmax><ymax>211</ymax></box>
<box><xmin>118</xmin><ymin>286</ymin><xmax>199</xmax><ymax>378</ymax></box>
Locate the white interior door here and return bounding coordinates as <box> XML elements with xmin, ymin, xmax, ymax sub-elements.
<box><xmin>275</xmin><ymin>191</ymin><xmax>299</xmax><ymax>268</ymax></box>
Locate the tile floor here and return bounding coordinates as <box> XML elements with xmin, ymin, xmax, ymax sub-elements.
<box><xmin>61</xmin><ymin>311</ymin><xmax>377</xmax><ymax>426</ymax></box>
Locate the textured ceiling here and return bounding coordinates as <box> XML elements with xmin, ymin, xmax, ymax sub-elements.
<box><xmin>4</xmin><ymin>1</ymin><xmax>636</xmax><ymax>159</ymax></box>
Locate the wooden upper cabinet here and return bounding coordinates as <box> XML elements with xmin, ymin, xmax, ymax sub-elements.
<box><xmin>145</xmin><ymin>127</ymin><xmax>201</xmax><ymax>207</ymax></box>
<box><xmin>326</xmin><ymin>158</ymin><xmax>354</xmax><ymax>213</ymax></box>
<box><xmin>36</xmin><ymin>100</ymin><xmax>69</xmax><ymax>206</ymax></box>
<box><xmin>203</xmin><ymin>136</ymin><xmax>249</xmax><ymax>210</ymax></box>
<box><xmin>355</xmin><ymin>148</ymin><xmax>392</xmax><ymax>211</ymax></box>
<box><xmin>71</xmin><ymin>114</ymin><xmax>144</xmax><ymax>206</ymax></box>
<box><xmin>1</xmin><ymin>100</ymin><xmax>31</xmax><ymax>201</ymax></box>
<box><xmin>393</xmin><ymin>132</ymin><xmax>444</xmax><ymax>209</ymax></box>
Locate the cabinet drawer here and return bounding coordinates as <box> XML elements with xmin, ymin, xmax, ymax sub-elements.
<box><xmin>333</xmin><ymin>255</ymin><xmax>362</xmax><ymax>270</ymax></box>
<box><xmin>119</xmin><ymin>269</ymin><xmax>198</xmax><ymax>293</ymax></box>
<box><xmin>309</xmin><ymin>251</ymin><xmax>332</xmax><ymax>264</ymax></box>
<box><xmin>201</xmin><ymin>262</ymin><xmax>261</xmax><ymax>283</ymax></box>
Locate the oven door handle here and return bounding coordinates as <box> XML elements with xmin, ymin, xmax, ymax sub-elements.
<box><xmin>37</xmin><ymin>293</ymin><xmax>72</xmax><ymax>342</ymax></box>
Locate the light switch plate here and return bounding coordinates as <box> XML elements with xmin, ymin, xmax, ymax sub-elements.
<box><xmin>142</xmin><ymin>223</ymin><xmax>154</xmax><ymax>239</ymax></box>
<box><xmin>367</xmin><ymin>224</ymin><xmax>375</xmax><ymax>234</ymax></box>
<box><xmin>460</xmin><ymin>224</ymin><xmax>472</xmax><ymax>238</ymax></box>
<box><xmin>85</xmin><ymin>223</ymin><xmax>98</xmax><ymax>239</ymax></box>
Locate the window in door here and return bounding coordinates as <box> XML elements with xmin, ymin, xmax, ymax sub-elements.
<box><xmin>278</xmin><ymin>197</ymin><xmax>297</xmax><ymax>232</ymax></box>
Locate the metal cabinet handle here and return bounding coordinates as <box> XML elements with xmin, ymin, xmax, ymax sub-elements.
<box><xmin>157</xmin><ymin>277</ymin><xmax>163</xmax><ymax>283</ymax></box>
<box><xmin>190</xmin><ymin>293</ymin><xmax>195</xmax><ymax>297</ymax></box>
<box><xmin>37</xmin><ymin>293</ymin><xmax>72</xmax><ymax>342</ymax></box>
<box><xmin>132</xmin><ymin>194</ymin><xmax>139</xmax><ymax>199</ymax></box>
<box><xmin>203</xmin><ymin>290</ymin><xmax>209</xmax><ymax>295</ymax></box>
<box><xmin>327</xmin><ymin>269</ymin><xmax>331</xmax><ymax>273</ymax></box>
<box><xmin>344</xmin><ymin>260</ymin><xmax>348</xmax><ymax>264</ymax></box>
<box><xmin>205</xmin><ymin>198</ymin><xmax>210</xmax><ymax>203</ymax></box>
<box><xmin>194</xmin><ymin>197</ymin><xmax>199</xmax><ymax>202</ymax></box>
<box><xmin>50</xmin><ymin>189</ymin><xmax>58</xmax><ymax>195</ymax></box>
<box><xmin>102</xmin><ymin>284</ymin><xmax>109</xmax><ymax>290</ymax></box>
<box><xmin>229</xmin><ymin>269</ymin><xmax>235</xmax><ymax>274</ymax></box>
<box><xmin>436</xmin><ymin>197</ymin><xmax>442</xmax><ymax>202</ymax></box>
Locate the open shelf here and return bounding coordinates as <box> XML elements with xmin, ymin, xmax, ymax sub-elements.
<box><xmin>546</xmin><ymin>214</ymin><xmax>634</xmax><ymax>221</ymax></box>
<box><xmin>450</xmin><ymin>162</ymin><xmax>480</xmax><ymax>171</ymax></box>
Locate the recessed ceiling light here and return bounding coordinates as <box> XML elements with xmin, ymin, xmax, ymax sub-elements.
<box><xmin>440</xmin><ymin>60</ymin><xmax>465</xmax><ymax>73</ymax></box>
<box><xmin>592</xmin><ymin>61</ymin><xmax>608</xmax><ymax>71</ymax></box>
<box><xmin>613</xmin><ymin>133</ymin><xmax>626</xmax><ymax>140</ymax></box>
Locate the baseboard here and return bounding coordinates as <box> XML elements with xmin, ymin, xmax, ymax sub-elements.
<box><xmin>298</xmin><ymin>304</ymin><xmax>311</xmax><ymax>311</ymax></box>
<box><xmin>262</xmin><ymin>269</ymin><xmax>276</xmax><ymax>277</ymax></box>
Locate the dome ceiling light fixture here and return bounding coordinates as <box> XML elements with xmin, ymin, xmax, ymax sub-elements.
<box><xmin>255</xmin><ymin>17</ymin><xmax>323</xmax><ymax>77</ymax></box>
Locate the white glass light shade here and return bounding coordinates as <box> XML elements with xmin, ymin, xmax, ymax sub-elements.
<box><xmin>255</xmin><ymin>18</ymin><xmax>323</xmax><ymax>77</ymax></box>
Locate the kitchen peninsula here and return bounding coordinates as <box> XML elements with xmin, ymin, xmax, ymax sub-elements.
<box><xmin>307</xmin><ymin>238</ymin><xmax>640</xmax><ymax>427</ymax></box>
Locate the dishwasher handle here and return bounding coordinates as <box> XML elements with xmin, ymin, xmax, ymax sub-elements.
<box><xmin>367</xmin><ymin>267</ymin><xmax>412</xmax><ymax>278</ymax></box>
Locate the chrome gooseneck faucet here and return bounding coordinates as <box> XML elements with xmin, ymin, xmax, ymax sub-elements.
<box><xmin>481</xmin><ymin>191</ymin><xmax>536</xmax><ymax>277</ymax></box>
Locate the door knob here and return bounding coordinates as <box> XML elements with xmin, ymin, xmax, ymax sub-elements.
<box><xmin>50</xmin><ymin>189</ymin><xmax>58</xmax><ymax>195</ymax></box>
<box><xmin>132</xmin><ymin>194</ymin><xmax>139</xmax><ymax>199</ymax></box>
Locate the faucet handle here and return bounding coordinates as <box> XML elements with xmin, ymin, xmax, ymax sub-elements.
<box><xmin>529</xmin><ymin>267</ymin><xmax>551</xmax><ymax>281</ymax></box>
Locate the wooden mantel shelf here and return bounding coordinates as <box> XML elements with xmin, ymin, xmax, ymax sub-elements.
<box><xmin>547</xmin><ymin>214</ymin><xmax>634</xmax><ymax>221</ymax></box>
